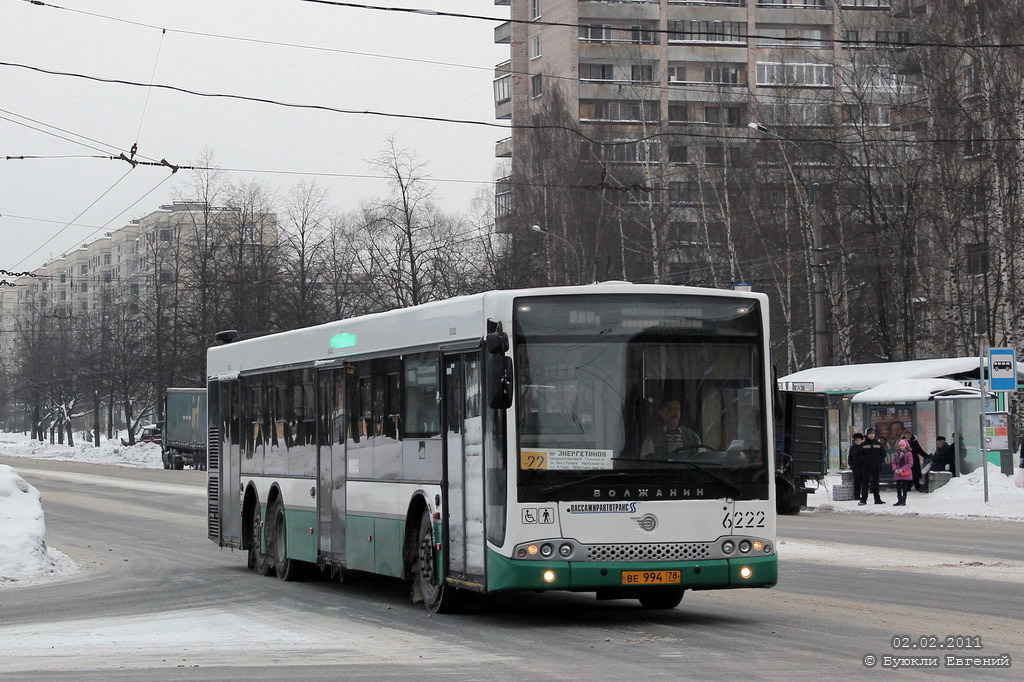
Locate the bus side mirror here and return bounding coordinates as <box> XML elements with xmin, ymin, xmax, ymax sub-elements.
<box><xmin>485</xmin><ymin>330</ymin><xmax>513</xmax><ymax>410</ymax></box>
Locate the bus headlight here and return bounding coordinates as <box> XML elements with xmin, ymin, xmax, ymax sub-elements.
<box><xmin>738</xmin><ymin>540</ymin><xmax>751</xmax><ymax>554</ymax></box>
<box><xmin>540</xmin><ymin>543</ymin><xmax>554</xmax><ymax>558</ymax></box>
<box><xmin>527</xmin><ymin>544</ymin><xmax>539</xmax><ymax>555</ymax></box>
<box><xmin>558</xmin><ymin>543</ymin><xmax>573</xmax><ymax>558</ymax></box>
<box><xmin>543</xmin><ymin>570</ymin><xmax>556</xmax><ymax>583</ymax></box>
<box><xmin>721</xmin><ymin>540</ymin><xmax>735</xmax><ymax>555</ymax></box>
<box><xmin>739</xmin><ymin>566</ymin><xmax>752</xmax><ymax>579</ymax></box>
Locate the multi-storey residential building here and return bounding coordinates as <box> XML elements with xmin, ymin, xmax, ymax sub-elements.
<box><xmin>493</xmin><ymin>0</ymin><xmax>914</xmax><ymax>269</ymax></box>
<box><xmin>0</xmin><ymin>202</ymin><xmax>279</xmax><ymax>431</ymax></box>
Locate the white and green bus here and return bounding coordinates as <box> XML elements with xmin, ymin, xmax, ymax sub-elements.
<box><xmin>207</xmin><ymin>283</ymin><xmax>777</xmax><ymax>612</ymax></box>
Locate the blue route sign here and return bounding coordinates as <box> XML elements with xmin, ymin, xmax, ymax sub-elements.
<box><xmin>988</xmin><ymin>348</ymin><xmax>1017</xmax><ymax>391</ymax></box>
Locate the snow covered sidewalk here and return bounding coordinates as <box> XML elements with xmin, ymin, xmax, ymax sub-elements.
<box><xmin>0</xmin><ymin>464</ymin><xmax>78</xmax><ymax>586</ymax></box>
<box><xmin>0</xmin><ymin>431</ymin><xmax>162</xmax><ymax>469</ymax></box>
<box><xmin>810</xmin><ymin>463</ymin><xmax>1024</xmax><ymax>522</ymax></box>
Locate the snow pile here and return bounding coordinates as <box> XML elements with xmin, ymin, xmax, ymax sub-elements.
<box><xmin>0</xmin><ymin>431</ymin><xmax>162</xmax><ymax>468</ymax></box>
<box><xmin>813</xmin><ymin>463</ymin><xmax>1024</xmax><ymax>521</ymax></box>
<box><xmin>0</xmin><ymin>464</ymin><xmax>78</xmax><ymax>584</ymax></box>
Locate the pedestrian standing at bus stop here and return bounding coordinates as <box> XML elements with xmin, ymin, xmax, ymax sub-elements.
<box><xmin>858</xmin><ymin>428</ymin><xmax>886</xmax><ymax>506</ymax></box>
<box><xmin>903</xmin><ymin>429</ymin><xmax>927</xmax><ymax>492</ymax></box>
<box><xmin>848</xmin><ymin>432</ymin><xmax>865</xmax><ymax>502</ymax></box>
<box><xmin>892</xmin><ymin>439</ymin><xmax>914</xmax><ymax>506</ymax></box>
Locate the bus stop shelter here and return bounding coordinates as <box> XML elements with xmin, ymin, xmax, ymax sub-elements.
<box><xmin>779</xmin><ymin>357</ymin><xmax>1016</xmax><ymax>472</ymax></box>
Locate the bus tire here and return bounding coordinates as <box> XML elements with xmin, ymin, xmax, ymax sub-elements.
<box><xmin>267</xmin><ymin>497</ymin><xmax>304</xmax><ymax>582</ymax></box>
<box><xmin>413</xmin><ymin>513</ymin><xmax>462</xmax><ymax>614</ymax></box>
<box><xmin>637</xmin><ymin>587</ymin><xmax>684</xmax><ymax>610</ymax></box>
<box><xmin>248</xmin><ymin>503</ymin><xmax>274</xmax><ymax>577</ymax></box>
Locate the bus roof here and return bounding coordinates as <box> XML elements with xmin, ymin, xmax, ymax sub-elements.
<box><xmin>206</xmin><ymin>283</ymin><xmax>767</xmax><ymax>379</ymax></box>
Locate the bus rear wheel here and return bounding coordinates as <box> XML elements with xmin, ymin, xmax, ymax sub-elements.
<box><xmin>637</xmin><ymin>587</ymin><xmax>684</xmax><ymax>610</ymax></box>
<box><xmin>248</xmin><ymin>504</ymin><xmax>273</xmax><ymax>577</ymax></box>
<box><xmin>413</xmin><ymin>513</ymin><xmax>462</xmax><ymax>614</ymax></box>
<box><xmin>267</xmin><ymin>497</ymin><xmax>304</xmax><ymax>582</ymax></box>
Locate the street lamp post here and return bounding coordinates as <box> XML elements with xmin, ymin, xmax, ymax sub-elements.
<box><xmin>531</xmin><ymin>224</ymin><xmax>582</xmax><ymax>285</ymax></box>
<box><xmin>748</xmin><ymin>122</ymin><xmax>829</xmax><ymax>367</ymax></box>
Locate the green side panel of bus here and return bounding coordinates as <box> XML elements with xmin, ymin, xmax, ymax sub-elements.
<box><xmin>486</xmin><ymin>550</ymin><xmax>777</xmax><ymax>592</ymax></box>
<box><xmin>346</xmin><ymin>515</ymin><xmax>376</xmax><ymax>572</ymax></box>
<box><xmin>373</xmin><ymin>518</ymin><xmax>405</xmax><ymax>579</ymax></box>
<box><xmin>343</xmin><ymin>515</ymin><xmax>405</xmax><ymax>577</ymax></box>
<box><xmin>284</xmin><ymin>509</ymin><xmax>317</xmax><ymax>562</ymax></box>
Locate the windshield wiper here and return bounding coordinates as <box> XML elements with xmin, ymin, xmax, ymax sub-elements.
<box><xmin>540</xmin><ymin>472</ymin><xmax>629</xmax><ymax>495</ymax></box>
<box><xmin>669</xmin><ymin>459</ymin><xmax>743</xmax><ymax>495</ymax></box>
<box><xmin>540</xmin><ymin>471</ymin><xmax>680</xmax><ymax>495</ymax></box>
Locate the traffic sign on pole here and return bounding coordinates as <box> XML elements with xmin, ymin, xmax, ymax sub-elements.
<box><xmin>988</xmin><ymin>348</ymin><xmax>1017</xmax><ymax>391</ymax></box>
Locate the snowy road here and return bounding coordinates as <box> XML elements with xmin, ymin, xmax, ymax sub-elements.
<box><xmin>1</xmin><ymin>455</ymin><xmax>1022</xmax><ymax>680</ymax></box>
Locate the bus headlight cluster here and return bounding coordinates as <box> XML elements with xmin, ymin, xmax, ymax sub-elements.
<box><xmin>539</xmin><ymin>543</ymin><xmax>554</xmax><ymax>558</ymax></box>
<box><xmin>721</xmin><ymin>540</ymin><xmax>735</xmax><ymax>555</ymax></box>
<box><xmin>558</xmin><ymin>543</ymin><xmax>573</xmax><ymax>558</ymax></box>
<box><xmin>738</xmin><ymin>540</ymin><xmax>751</xmax><ymax>554</ymax></box>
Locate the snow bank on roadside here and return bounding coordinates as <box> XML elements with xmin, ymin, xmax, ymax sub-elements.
<box><xmin>0</xmin><ymin>464</ymin><xmax>79</xmax><ymax>585</ymax></box>
<box><xmin>811</xmin><ymin>462</ymin><xmax>1024</xmax><ymax>522</ymax></box>
<box><xmin>0</xmin><ymin>431</ymin><xmax>162</xmax><ymax>469</ymax></box>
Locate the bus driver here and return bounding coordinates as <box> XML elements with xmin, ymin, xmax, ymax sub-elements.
<box><xmin>641</xmin><ymin>398</ymin><xmax>701</xmax><ymax>459</ymax></box>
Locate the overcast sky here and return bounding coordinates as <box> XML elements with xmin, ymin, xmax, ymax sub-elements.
<box><xmin>0</xmin><ymin>0</ymin><xmax>507</xmax><ymax>272</ymax></box>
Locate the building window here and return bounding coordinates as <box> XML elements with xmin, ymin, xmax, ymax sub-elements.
<box><xmin>669</xmin><ymin>181</ymin><xmax>700</xmax><ymax>204</ymax></box>
<box><xmin>965</xmin><ymin>123</ymin><xmax>985</xmax><ymax>157</ymax></box>
<box><xmin>668</xmin><ymin>65</ymin><xmax>687</xmax><ymax>83</ymax></box>
<box><xmin>80</xmin><ymin>282</ymin><xmax>88</xmax><ymax>293</ymax></box>
<box><xmin>81</xmin><ymin>265</ymin><xmax>88</xmax><ymax>275</ymax></box>
<box><xmin>668</xmin><ymin>104</ymin><xmax>689</xmax><ymax>123</ymax></box>
<box><xmin>669</xmin><ymin>222</ymin><xmax>700</xmax><ymax>245</ymax></box>
<box><xmin>668</xmin><ymin>21</ymin><xmax>746</xmax><ymax>43</ymax></box>
<box><xmin>971</xmin><ymin>305</ymin><xmax>988</xmax><ymax>335</ymax></box>
<box><xmin>756</xmin><ymin>62</ymin><xmax>833</xmax><ymax>87</ymax></box>
<box><xmin>631</xmin><ymin>25</ymin><xmax>655</xmax><ymax>44</ymax></box>
<box><xmin>579</xmin><ymin>100</ymin><xmax>658</xmax><ymax>122</ymax></box>
<box><xmin>531</xmin><ymin>0</ymin><xmax>541</xmax><ymax>20</ymax></box>
<box><xmin>966</xmin><ymin>243</ymin><xmax>989</xmax><ymax>275</ymax></box>
<box><xmin>531</xmin><ymin>35</ymin><xmax>541</xmax><ymax>59</ymax></box>
<box><xmin>159</xmin><ymin>228</ymin><xmax>172</xmax><ymax>242</ymax></box>
<box><xmin>669</xmin><ymin>146</ymin><xmax>688</xmax><ymax>163</ymax></box>
<box><xmin>843</xmin><ymin>30</ymin><xmax>861</xmax><ymax>48</ymax></box>
<box><xmin>60</xmin><ymin>273</ymin><xmax>66</xmax><ymax>283</ymax></box>
<box><xmin>965</xmin><ymin>62</ymin><xmax>982</xmax><ymax>95</ymax></box>
<box><xmin>531</xmin><ymin>74</ymin><xmax>543</xmax><ymax>98</ymax></box>
<box><xmin>579</xmin><ymin>24</ymin><xmax>613</xmax><ymax>43</ymax></box>
<box><xmin>875</xmin><ymin>30</ymin><xmax>910</xmax><ymax>47</ymax></box>
<box><xmin>104</xmin><ymin>254</ymin><xmax>111</xmax><ymax>265</ymax></box>
<box><xmin>631</xmin><ymin>64</ymin><xmax>654</xmax><ymax>83</ymax></box>
<box><xmin>579</xmin><ymin>63</ymin><xmax>614</xmax><ymax>81</ymax></box>
<box><xmin>704</xmin><ymin>106</ymin><xmax>742</xmax><ymax>127</ymax></box>
<box><xmin>705</xmin><ymin>66</ymin><xmax>742</xmax><ymax>85</ymax></box>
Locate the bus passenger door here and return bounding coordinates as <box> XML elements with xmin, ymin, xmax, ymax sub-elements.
<box><xmin>443</xmin><ymin>352</ymin><xmax>486</xmax><ymax>587</ymax></box>
<box><xmin>317</xmin><ymin>368</ymin><xmax>346</xmax><ymax>561</ymax></box>
<box><xmin>213</xmin><ymin>380</ymin><xmax>241</xmax><ymax>548</ymax></box>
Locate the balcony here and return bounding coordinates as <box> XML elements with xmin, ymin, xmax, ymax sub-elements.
<box><xmin>494</xmin><ymin>0</ymin><xmax>509</xmax><ymax>5</ymax></box>
<box><xmin>494</xmin><ymin>21</ymin><xmax>511</xmax><ymax>44</ymax></box>
<box><xmin>495</xmin><ymin>137</ymin><xmax>513</xmax><ymax>158</ymax></box>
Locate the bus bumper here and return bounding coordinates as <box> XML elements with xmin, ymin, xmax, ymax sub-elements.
<box><xmin>485</xmin><ymin>550</ymin><xmax>777</xmax><ymax>593</ymax></box>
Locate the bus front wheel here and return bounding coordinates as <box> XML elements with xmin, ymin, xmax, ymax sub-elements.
<box><xmin>267</xmin><ymin>497</ymin><xmax>304</xmax><ymax>582</ymax></box>
<box><xmin>637</xmin><ymin>587</ymin><xmax>684</xmax><ymax>610</ymax></box>
<box><xmin>413</xmin><ymin>513</ymin><xmax>462</xmax><ymax>614</ymax></box>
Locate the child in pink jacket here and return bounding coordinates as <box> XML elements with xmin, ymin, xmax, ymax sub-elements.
<box><xmin>892</xmin><ymin>439</ymin><xmax>914</xmax><ymax>506</ymax></box>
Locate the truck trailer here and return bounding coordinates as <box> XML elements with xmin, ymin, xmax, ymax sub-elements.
<box><xmin>163</xmin><ymin>388</ymin><xmax>207</xmax><ymax>470</ymax></box>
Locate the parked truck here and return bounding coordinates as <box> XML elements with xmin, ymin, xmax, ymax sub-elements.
<box><xmin>162</xmin><ymin>388</ymin><xmax>207</xmax><ymax>470</ymax></box>
<box><xmin>774</xmin><ymin>390</ymin><xmax>829</xmax><ymax>515</ymax></box>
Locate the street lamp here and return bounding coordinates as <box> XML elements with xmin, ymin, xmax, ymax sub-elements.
<box><xmin>531</xmin><ymin>224</ymin><xmax>582</xmax><ymax>286</ymax></box>
<box><xmin>748</xmin><ymin>121</ymin><xmax>829</xmax><ymax>366</ymax></box>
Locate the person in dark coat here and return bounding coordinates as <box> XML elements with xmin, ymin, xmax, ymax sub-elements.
<box><xmin>859</xmin><ymin>428</ymin><xmax>886</xmax><ymax>505</ymax></box>
<box><xmin>903</xmin><ymin>429</ymin><xmax>927</xmax><ymax>492</ymax></box>
<box><xmin>923</xmin><ymin>436</ymin><xmax>955</xmax><ymax>474</ymax></box>
<box><xmin>848</xmin><ymin>432</ymin><xmax>865</xmax><ymax>502</ymax></box>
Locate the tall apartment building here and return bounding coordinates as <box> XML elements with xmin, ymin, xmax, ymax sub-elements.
<box><xmin>493</xmin><ymin>0</ymin><xmax>918</xmax><ymax>280</ymax></box>
<box><xmin>0</xmin><ymin>203</ymin><xmax>278</xmax><ymax>381</ymax></box>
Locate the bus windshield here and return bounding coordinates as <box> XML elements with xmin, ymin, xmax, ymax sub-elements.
<box><xmin>514</xmin><ymin>294</ymin><xmax>768</xmax><ymax>502</ymax></box>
